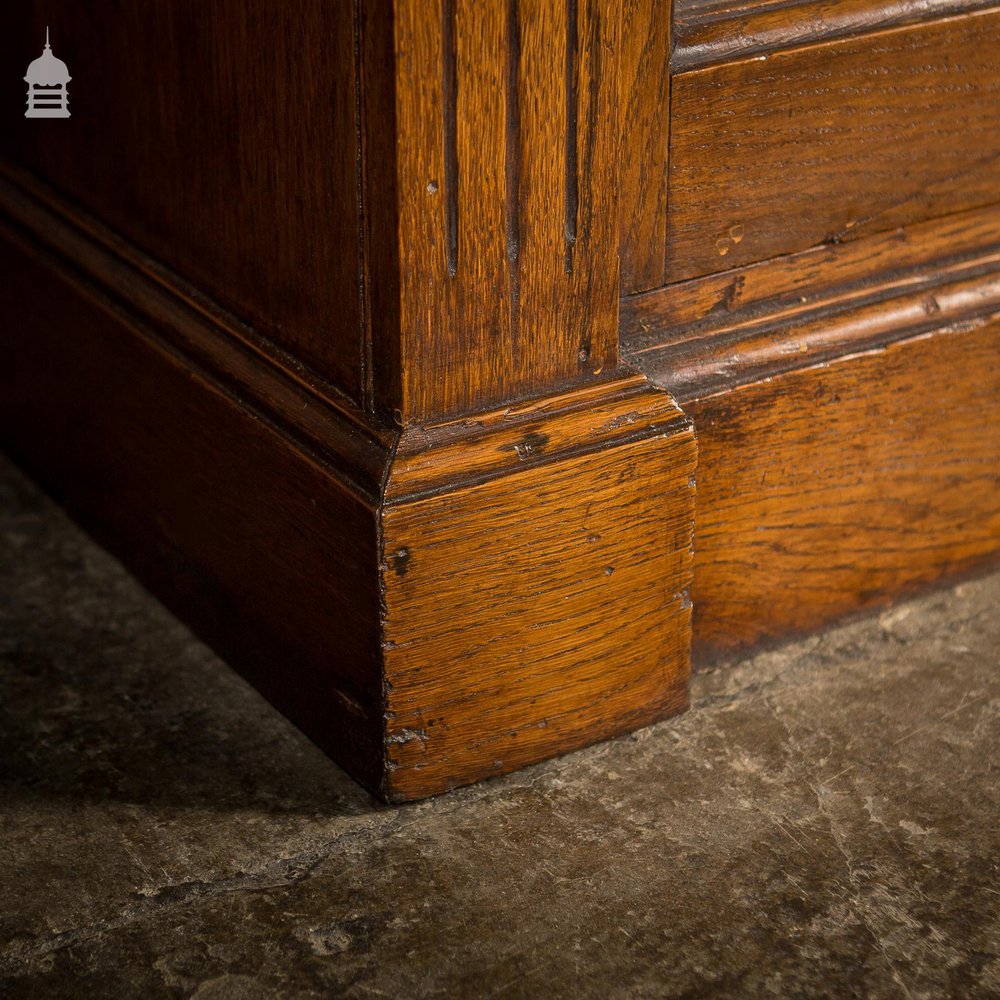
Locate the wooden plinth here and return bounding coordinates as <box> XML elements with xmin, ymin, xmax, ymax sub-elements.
<box><xmin>3</xmin><ymin>0</ymin><xmax>1000</xmax><ymax>798</ymax></box>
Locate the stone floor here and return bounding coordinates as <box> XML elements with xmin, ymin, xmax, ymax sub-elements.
<box><xmin>0</xmin><ymin>453</ymin><xmax>997</xmax><ymax>1000</ymax></box>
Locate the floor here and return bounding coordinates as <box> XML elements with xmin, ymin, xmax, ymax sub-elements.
<box><xmin>1</xmin><ymin>453</ymin><xmax>998</xmax><ymax>1000</ymax></box>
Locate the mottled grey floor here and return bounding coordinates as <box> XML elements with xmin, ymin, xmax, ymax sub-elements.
<box><xmin>1</xmin><ymin>454</ymin><xmax>998</xmax><ymax>1000</ymax></box>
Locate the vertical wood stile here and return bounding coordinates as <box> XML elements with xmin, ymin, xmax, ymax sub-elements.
<box><xmin>390</xmin><ymin>0</ymin><xmax>623</xmax><ymax>424</ymax></box>
<box><xmin>619</xmin><ymin>0</ymin><xmax>671</xmax><ymax>294</ymax></box>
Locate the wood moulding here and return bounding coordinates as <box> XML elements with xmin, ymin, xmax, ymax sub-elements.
<box><xmin>623</xmin><ymin>204</ymin><xmax>1000</xmax><ymax>663</ymax></box>
<box><xmin>0</xmin><ymin>165</ymin><xmax>696</xmax><ymax>802</ymax></box>
<box><xmin>623</xmin><ymin>203</ymin><xmax>1000</xmax><ymax>400</ymax></box>
<box><xmin>671</xmin><ymin>0</ymin><xmax>998</xmax><ymax>71</ymax></box>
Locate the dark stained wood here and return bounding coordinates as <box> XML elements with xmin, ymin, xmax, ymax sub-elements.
<box><xmin>665</xmin><ymin>9</ymin><xmax>1000</xmax><ymax>282</ymax></box>
<box><xmin>686</xmin><ymin>321</ymin><xmax>1000</xmax><ymax>662</ymax></box>
<box><xmin>359</xmin><ymin>0</ymin><xmax>403</xmax><ymax>420</ymax></box>
<box><xmin>390</xmin><ymin>0</ymin><xmax>623</xmax><ymax>423</ymax></box>
<box><xmin>381</xmin><ymin>379</ymin><xmax>696</xmax><ymax>800</ymax></box>
<box><xmin>0</xmin><ymin>3</ymin><xmax>366</xmax><ymax>402</ymax></box>
<box><xmin>0</xmin><ymin>225</ymin><xmax>389</xmax><ymax>793</ymax></box>
<box><xmin>5</xmin><ymin>0</ymin><xmax>1000</xmax><ymax>798</ymax></box>
<box><xmin>672</xmin><ymin>0</ymin><xmax>997</xmax><ymax>69</ymax></box>
<box><xmin>619</xmin><ymin>0</ymin><xmax>671</xmax><ymax>293</ymax></box>
<box><xmin>4</xmin><ymin>0</ymin><xmax>632</xmax><ymax>426</ymax></box>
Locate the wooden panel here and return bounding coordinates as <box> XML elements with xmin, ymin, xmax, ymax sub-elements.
<box><xmin>619</xmin><ymin>0</ymin><xmax>671</xmax><ymax>293</ymax></box>
<box><xmin>0</xmin><ymin>227</ymin><xmax>388</xmax><ymax>791</ymax></box>
<box><xmin>666</xmin><ymin>9</ymin><xmax>1000</xmax><ymax>282</ymax></box>
<box><xmin>687</xmin><ymin>322</ymin><xmax>1000</xmax><ymax>662</ymax></box>
<box><xmin>0</xmin><ymin>3</ymin><xmax>365</xmax><ymax>402</ymax></box>
<box><xmin>391</xmin><ymin>0</ymin><xmax>622</xmax><ymax>423</ymax></box>
<box><xmin>381</xmin><ymin>383</ymin><xmax>697</xmax><ymax>800</ymax></box>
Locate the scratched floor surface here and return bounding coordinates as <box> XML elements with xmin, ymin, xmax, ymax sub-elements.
<box><xmin>1</xmin><ymin>452</ymin><xmax>998</xmax><ymax>999</ymax></box>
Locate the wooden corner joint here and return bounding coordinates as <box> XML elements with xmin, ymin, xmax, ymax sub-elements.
<box><xmin>0</xmin><ymin>164</ymin><xmax>696</xmax><ymax>803</ymax></box>
<box><xmin>378</xmin><ymin>374</ymin><xmax>696</xmax><ymax>801</ymax></box>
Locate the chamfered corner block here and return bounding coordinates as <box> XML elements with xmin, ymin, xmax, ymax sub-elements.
<box><xmin>379</xmin><ymin>376</ymin><xmax>696</xmax><ymax>800</ymax></box>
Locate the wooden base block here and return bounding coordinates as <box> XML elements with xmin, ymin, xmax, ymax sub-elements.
<box><xmin>382</xmin><ymin>384</ymin><xmax>694</xmax><ymax>799</ymax></box>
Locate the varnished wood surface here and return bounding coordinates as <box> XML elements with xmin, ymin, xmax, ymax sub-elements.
<box><xmin>390</xmin><ymin>0</ymin><xmax>623</xmax><ymax>422</ymax></box>
<box><xmin>672</xmin><ymin>0</ymin><xmax>996</xmax><ymax>69</ymax></box>
<box><xmin>6</xmin><ymin>0</ymin><xmax>1000</xmax><ymax>796</ymax></box>
<box><xmin>665</xmin><ymin>9</ymin><xmax>1000</xmax><ymax>282</ymax></box>
<box><xmin>4</xmin><ymin>0</ymin><xmax>635</xmax><ymax>426</ymax></box>
<box><xmin>387</xmin><ymin>373</ymin><xmax>682</xmax><ymax>500</ymax></box>
<box><xmin>619</xmin><ymin>0</ymin><xmax>671</xmax><ymax>293</ymax></box>
<box><xmin>381</xmin><ymin>382</ymin><xmax>696</xmax><ymax>800</ymax></box>
<box><xmin>685</xmin><ymin>322</ymin><xmax>1000</xmax><ymax>662</ymax></box>
<box><xmin>1</xmin><ymin>159</ymin><xmax>699</xmax><ymax>800</ymax></box>
<box><xmin>0</xmin><ymin>162</ymin><xmax>392</xmax><ymax>489</ymax></box>
<box><xmin>624</xmin><ymin>204</ymin><xmax>1000</xmax><ymax>342</ymax></box>
<box><xmin>1</xmin><ymin>4</ymin><xmax>366</xmax><ymax>402</ymax></box>
<box><xmin>629</xmin><ymin>202</ymin><xmax>1000</xmax><ymax>662</ymax></box>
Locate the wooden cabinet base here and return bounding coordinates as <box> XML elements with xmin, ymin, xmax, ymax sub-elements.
<box><xmin>4</xmin><ymin>0</ymin><xmax>999</xmax><ymax>798</ymax></box>
<box><xmin>0</xmin><ymin>173</ymin><xmax>695</xmax><ymax>801</ymax></box>
<box><xmin>684</xmin><ymin>323</ymin><xmax>1000</xmax><ymax>664</ymax></box>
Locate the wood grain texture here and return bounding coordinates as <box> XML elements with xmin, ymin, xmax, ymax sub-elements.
<box><xmin>624</xmin><ymin>204</ymin><xmax>1000</xmax><ymax>342</ymax></box>
<box><xmin>0</xmin><ymin>3</ymin><xmax>366</xmax><ymax>402</ymax></box>
<box><xmin>390</xmin><ymin>0</ymin><xmax>622</xmax><ymax>423</ymax></box>
<box><xmin>627</xmin><ymin>196</ymin><xmax>1000</xmax><ymax>662</ymax></box>
<box><xmin>666</xmin><ymin>8</ymin><xmax>1000</xmax><ymax>282</ymax></box>
<box><xmin>685</xmin><ymin>321</ymin><xmax>1000</xmax><ymax>662</ymax></box>
<box><xmin>381</xmin><ymin>381</ymin><xmax>696</xmax><ymax>800</ymax></box>
<box><xmin>619</xmin><ymin>0</ymin><xmax>671</xmax><ymax>293</ymax></box>
<box><xmin>672</xmin><ymin>0</ymin><xmax>996</xmax><ymax>69</ymax></box>
<box><xmin>1</xmin><ymin>161</ymin><xmax>698</xmax><ymax>801</ymax></box>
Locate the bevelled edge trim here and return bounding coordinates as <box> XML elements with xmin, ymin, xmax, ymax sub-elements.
<box><xmin>622</xmin><ymin>204</ymin><xmax>1000</xmax><ymax>403</ymax></box>
<box><xmin>671</xmin><ymin>0</ymin><xmax>998</xmax><ymax>72</ymax></box>
<box><xmin>0</xmin><ymin>159</ymin><xmax>393</xmax><ymax>506</ymax></box>
<box><xmin>385</xmin><ymin>372</ymin><xmax>692</xmax><ymax>504</ymax></box>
